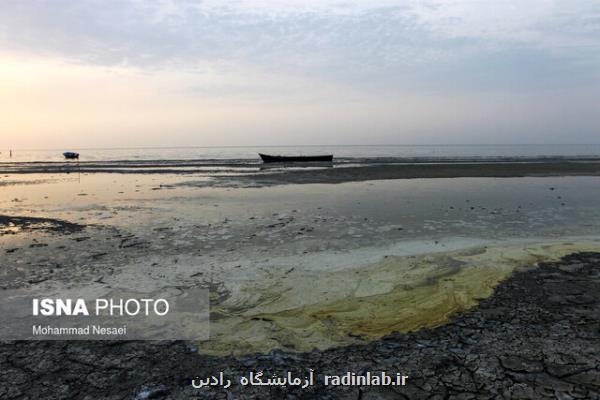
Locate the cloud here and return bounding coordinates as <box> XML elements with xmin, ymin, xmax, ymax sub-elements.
<box><xmin>1</xmin><ymin>1</ymin><xmax>600</xmax><ymax>146</ymax></box>
<box><xmin>1</xmin><ymin>0</ymin><xmax>598</xmax><ymax>91</ymax></box>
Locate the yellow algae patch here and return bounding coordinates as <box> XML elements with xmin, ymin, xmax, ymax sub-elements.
<box><xmin>272</xmin><ymin>263</ymin><xmax>508</xmax><ymax>339</ymax></box>
<box><xmin>199</xmin><ymin>240</ymin><xmax>600</xmax><ymax>356</ymax></box>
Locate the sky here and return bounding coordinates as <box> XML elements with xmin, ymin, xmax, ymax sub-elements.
<box><xmin>1</xmin><ymin>0</ymin><xmax>599</xmax><ymax>148</ymax></box>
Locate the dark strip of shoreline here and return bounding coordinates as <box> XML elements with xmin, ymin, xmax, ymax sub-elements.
<box><xmin>2</xmin><ymin>160</ymin><xmax>600</xmax><ymax>184</ymax></box>
<box><xmin>240</xmin><ymin>161</ymin><xmax>600</xmax><ymax>185</ymax></box>
<box><xmin>2</xmin><ymin>252</ymin><xmax>599</xmax><ymax>399</ymax></box>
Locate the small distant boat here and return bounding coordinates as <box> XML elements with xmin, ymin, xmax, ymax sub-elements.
<box><xmin>63</xmin><ymin>152</ymin><xmax>79</xmax><ymax>160</ymax></box>
<box><xmin>259</xmin><ymin>153</ymin><xmax>333</xmax><ymax>163</ymax></box>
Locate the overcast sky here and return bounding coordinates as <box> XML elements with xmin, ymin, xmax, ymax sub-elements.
<box><xmin>1</xmin><ymin>0</ymin><xmax>599</xmax><ymax>148</ymax></box>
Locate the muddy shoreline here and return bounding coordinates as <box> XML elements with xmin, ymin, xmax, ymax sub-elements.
<box><xmin>2</xmin><ymin>252</ymin><xmax>599</xmax><ymax>399</ymax></box>
<box><xmin>0</xmin><ymin>215</ymin><xmax>85</xmax><ymax>235</ymax></box>
<box><xmin>2</xmin><ymin>161</ymin><xmax>600</xmax><ymax>187</ymax></box>
<box><xmin>220</xmin><ymin>162</ymin><xmax>600</xmax><ymax>187</ymax></box>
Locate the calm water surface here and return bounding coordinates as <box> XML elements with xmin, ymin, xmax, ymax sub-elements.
<box><xmin>3</xmin><ymin>144</ymin><xmax>600</xmax><ymax>163</ymax></box>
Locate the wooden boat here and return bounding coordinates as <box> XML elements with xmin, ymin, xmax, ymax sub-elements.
<box><xmin>259</xmin><ymin>153</ymin><xmax>333</xmax><ymax>163</ymax></box>
<box><xmin>63</xmin><ymin>152</ymin><xmax>79</xmax><ymax>160</ymax></box>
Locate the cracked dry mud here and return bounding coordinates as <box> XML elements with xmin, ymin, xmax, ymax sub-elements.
<box><xmin>1</xmin><ymin>252</ymin><xmax>599</xmax><ymax>399</ymax></box>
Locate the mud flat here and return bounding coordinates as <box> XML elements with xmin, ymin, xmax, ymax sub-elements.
<box><xmin>1</xmin><ymin>251</ymin><xmax>599</xmax><ymax>399</ymax></box>
<box><xmin>0</xmin><ymin>215</ymin><xmax>84</xmax><ymax>235</ymax></box>
<box><xmin>188</xmin><ymin>161</ymin><xmax>600</xmax><ymax>188</ymax></box>
<box><xmin>1</xmin><ymin>174</ymin><xmax>600</xmax><ymax>398</ymax></box>
<box><xmin>3</xmin><ymin>159</ymin><xmax>600</xmax><ymax>188</ymax></box>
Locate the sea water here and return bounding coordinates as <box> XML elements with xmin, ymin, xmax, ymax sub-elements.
<box><xmin>3</xmin><ymin>144</ymin><xmax>600</xmax><ymax>163</ymax></box>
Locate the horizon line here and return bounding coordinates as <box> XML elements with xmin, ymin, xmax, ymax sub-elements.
<box><xmin>5</xmin><ymin>143</ymin><xmax>600</xmax><ymax>152</ymax></box>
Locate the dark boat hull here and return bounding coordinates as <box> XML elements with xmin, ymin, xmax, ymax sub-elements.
<box><xmin>63</xmin><ymin>152</ymin><xmax>79</xmax><ymax>160</ymax></box>
<box><xmin>259</xmin><ymin>153</ymin><xmax>333</xmax><ymax>163</ymax></box>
